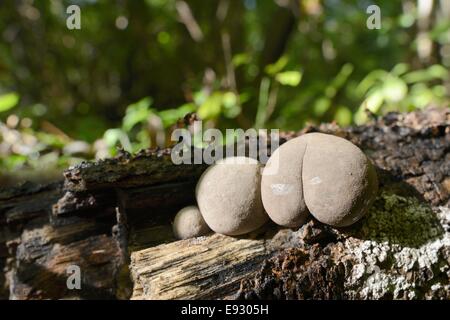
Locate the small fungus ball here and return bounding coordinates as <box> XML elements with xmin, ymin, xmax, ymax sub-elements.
<box><xmin>196</xmin><ymin>157</ymin><xmax>269</xmax><ymax>236</ymax></box>
<box><xmin>172</xmin><ymin>206</ymin><xmax>211</xmax><ymax>240</ymax></box>
<box><xmin>261</xmin><ymin>133</ymin><xmax>378</xmax><ymax>228</ymax></box>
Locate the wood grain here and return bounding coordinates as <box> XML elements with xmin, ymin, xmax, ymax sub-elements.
<box><xmin>130</xmin><ymin>232</ymin><xmax>277</xmax><ymax>300</ymax></box>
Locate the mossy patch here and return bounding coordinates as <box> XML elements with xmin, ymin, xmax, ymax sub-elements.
<box><xmin>356</xmin><ymin>192</ymin><xmax>444</xmax><ymax>247</ymax></box>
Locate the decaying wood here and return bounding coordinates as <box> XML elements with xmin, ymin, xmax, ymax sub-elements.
<box><xmin>130</xmin><ymin>232</ymin><xmax>275</xmax><ymax>300</ymax></box>
<box><xmin>130</xmin><ymin>189</ymin><xmax>449</xmax><ymax>300</ymax></box>
<box><xmin>129</xmin><ymin>108</ymin><xmax>450</xmax><ymax>300</ymax></box>
<box><xmin>0</xmin><ymin>107</ymin><xmax>449</xmax><ymax>300</ymax></box>
<box><xmin>0</xmin><ymin>145</ymin><xmax>210</xmax><ymax>299</ymax></box>
<box><xmin>129</xmin><ymin>221</ymin><xmax>340</xmax><ymax>300</ymax></box>
<box><xmin>63</xmin><ymin>148</ymin><xmax>208</xmax><ymax>192</ymax></box>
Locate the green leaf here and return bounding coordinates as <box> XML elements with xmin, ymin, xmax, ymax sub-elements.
<box><xmin>275</xmin><ymin>71</ymin><xmax>302</xmax><ymax>86</ymax></box>
<box><xmin>313</xmin><ymin>97</ymin><xmax>331</xmax><ymax>117</ymax></box>
<box><xmin>364</xmin><ymin>89</ymin><xmax>384</xmax><ymax>113</ymax></box>
<box><xmin>104</xmin><ymin>128</ymin><xmax>132</xmax><ymax>151</ymax></box>
<box><xmin>331</xmin><ymin>64</ymin><xmax>354</xmax><ymax>89</ymax></box>
<box><xmin>432</xmin><ymin>85</ymin><xmax>446</xmax><ymax>97</ymax></box>
<box><xmin>403</xmin><ymin>64</ymin><xmax>448</xmax><ymax>84</ymax></box>
<box><xmin>402</xmin><ymin>70</ymin><xmax>428</xmax><ymax>84</ymax></box>
<box><xmin>222</xmin><ymin>91</ymin><xmax>237</xmax><ymax>108</ymax></box>
<box><xmin>232</xmin><ymin>53</ymin><xmax>251</xmax><ymax>67</ymax></box>
<box><xmin>0</xmin><ymin>92</ymin><xmax>19</xmax><ymax>112</ymax></box>
<box><xmin>409</xmin><ymin>84</ymin><xmax>435</xmax><ymax>109</ymax></box>
<box><xmin>356</xmin><ymin>70</ymin><xmax>388</xmax><ymax>96</ymax></box>
<box><xmin>391</xmin><ymin>63</ymin><xmax>409</xmax><ymax>76</ymax></box>
<box><xmin>382</xmin><ymin>76</ymin><xmax>407</xmax><ymax>102</ymax></box>
<box><xmin>354</xmin><ymin>107</ymin><xmax>368</xmax><ymax>125</ymax></box>
<box><xmin>193</xmin><ymin>90</ymin><xmax>208</xmax><ymax>105</ymax></box>
<box><xmin>122</xmin><ymin>97</ymin><xmax>153</xmax><ymax>132</ymax></box>
<box><xmin>238</xmin><ymin>92</ymin><xmax>251</xmax><ymax>104</ymax></box>
<box><xmin>1</xmin><ymin>154</ymin><xmax>27</xmax><ymax>171</ymax></box>
<box><xmin>334</xmin><ymin>106</ymin><xmax>352</xmax><ymax>126</ymax></box>
<box><xmin>197</xmin><ymin>92</ymin><xmax>223</xmax><ymax>120</ymax></box>
<box><xmin>158</xmin><ymin>103</ymin><xmax>196</xmax><ymax>127</ymax></box>
<box><xmin>104</xmin><ymin>128</ymin><xmax>122</xmax><ymax>146</ymax></box>
<box><xmin>265</xmin><ymin>56</ymin><xmax>288</xmax><ymax>75</ymax></box>
<box><xmin>222</xmin><ymin>92</ymin><xmax>241</xmax><ymax>119</ymax></box>
<box><xmin>398</xmin><ymin>13</ymin><xmax>415</xmax><ymax>28</ymax></box>
<box><xmin>427</xmin><ymin>65</ymin><xmax>448</xmax><ymax>79</ymax></box>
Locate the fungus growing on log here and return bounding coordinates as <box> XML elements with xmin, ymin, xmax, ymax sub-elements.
<box><xmin>172</xmin><ymin>205</ymin><xmax>211</xmax><ymax>239</ymax></box>
<box><xmin>196</xmin><ymin>157</ymin><xmax>269</xmax><ymax>235</ymax></box>
<box><xmin>261</xmin><ymin>133</ymin><xmax>378</xmax><ymax>228</ymax></box>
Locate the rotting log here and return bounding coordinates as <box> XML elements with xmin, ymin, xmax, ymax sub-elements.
<box><xmin>130</xmin><ymin>192</ymin><xmax>449</xmax><ymax>300</ymax></box>
<box><xmin>0</xmin><ymin>107</ymin><xmax>449</xmax><ymax>299</ymax></box>
<box><xmin>130</xmin><ymin>232</ymin><xmax>274</xmax><ymax>300</ymax></box>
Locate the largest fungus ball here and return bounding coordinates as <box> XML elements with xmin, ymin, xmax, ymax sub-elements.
<box><xmin>261</xmin><ymin>133</ymin><xmax>378</xmax><ymax>228</ymax></box>
<box><xmin>196</xmin><ymin>157</ymin><xmax>269</xmax><ymax>236</ymax></box>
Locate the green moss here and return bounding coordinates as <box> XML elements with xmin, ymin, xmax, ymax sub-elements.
<box><xmin>357</xmin><ymin>192</ymin><xmax>444</xmax><ymax>247</ymax></box>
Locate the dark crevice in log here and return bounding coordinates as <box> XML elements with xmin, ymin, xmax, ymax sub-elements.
<box><xmin>236</xmin><ymin>244</ymin><xmax>349</xmax><ymax>300</ymax></box>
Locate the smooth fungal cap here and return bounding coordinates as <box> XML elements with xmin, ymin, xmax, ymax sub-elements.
<box><xmin>261</xmin><ymin>132</ymin><xmax>378</xmax><ymax>228</ymax></box>
<box><xmin>302</xmin><ymin>133</ymin><xmax>378</xmax><ymax>227</ymax></box>
<box><xmin>172</xmin><ymin>205</ymin><xmax>211</xmax><ymax>239</ymax></box>
<box><xmin>196</xmin><ymin>156</ymin><xmax>269</xmax><ymax>236</ymax></box>
<box><xmin>261</xmin><ymin>136</ymin><xmax>310</xmax><ymax>227</ymax></box>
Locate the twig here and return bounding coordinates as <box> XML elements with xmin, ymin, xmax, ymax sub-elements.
<box><xmin>175</xmin><ymin>1</ymin><xmax>204</xmax><ymax>42</ymax></box>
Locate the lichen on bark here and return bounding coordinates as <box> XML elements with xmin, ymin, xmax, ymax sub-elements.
<box><xmin>343</xmin><ymin>202</ymin><xmax>449</xmax><ymax>299</ymax></box>
<box><xmin>238</xmin><ymin>192</ymin><xmax>450</xmax><ymax>300</ymax></box>
<box><xmin>352</xmin><ymin>192</ymin><xmax>444</xmax><ymax>247</ymax></box>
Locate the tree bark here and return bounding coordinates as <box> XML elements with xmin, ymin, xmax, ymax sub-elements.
<box><xmin>0</xmin><ymin>107</ymin><xmax>449</xmax><ymax>299</ymax></box>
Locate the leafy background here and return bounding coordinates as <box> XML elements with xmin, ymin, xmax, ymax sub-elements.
<box><xmin>0</xmin><ymin>0</ymin><xmax>449</xmax><ymax>181</ymax></box>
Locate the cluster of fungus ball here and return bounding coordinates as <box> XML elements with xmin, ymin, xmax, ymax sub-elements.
<box><xmin>172</xmin><ymin>132</ymin><xmax>378</xmax><ymax>239</ymax></box>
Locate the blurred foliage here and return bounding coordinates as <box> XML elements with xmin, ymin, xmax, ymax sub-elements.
<box><xmin>0</xmin><ymin>0</ymin><xmax>449</xmax><ymax>176</ymax></box>
<box><xmin>0</xmin><ymin>92</ymin><xmax>19</xmax><ymax>112</ymax></box>
<box><xmin>355</xmin><ymin>63</ymin><xmax>449</xmax><ymax>123</ymax></box>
